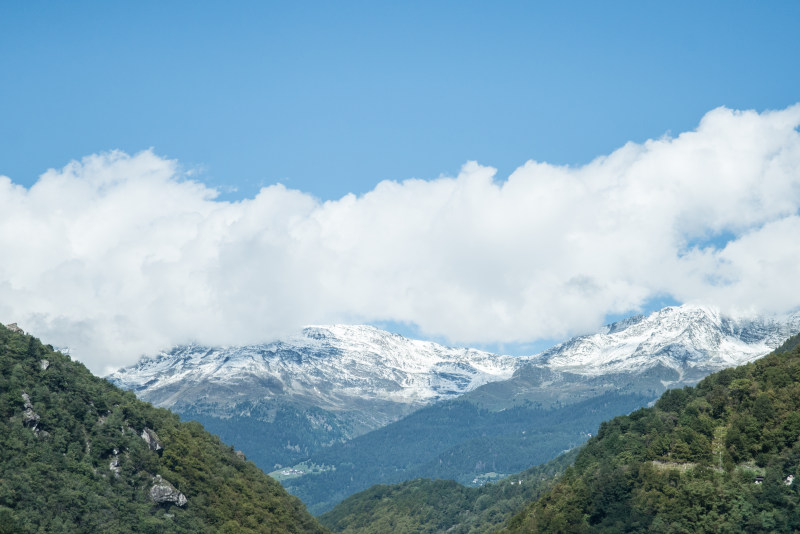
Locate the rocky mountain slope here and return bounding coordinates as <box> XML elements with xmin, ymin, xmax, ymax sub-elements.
<box><xmin>109</xmin><ymin>325</ymin><xmax>527</xmax><ymax>426</ymax></box>
<box><xmin>108</xmin><ymin>324</ymin><xmax>529</xmax><ymax>461</ymax></box>
<box><xmin>536</xmin><ymin>304</ymin><xmax>797</xmax><ymax>377</ymax></box>
<box><xmin>110</xmin><ymin>305</ymin><xmax>800</xmax><ymax>426</ymax></box>
<box><xmin>0</xmin><ymin>323</ymin><xmax>326</xmax><ymax>533</ymax></box>
<box><xmin>466</xmin><ymin>304</ymin><xmax>800</xmax><ymax>410</ymax></box>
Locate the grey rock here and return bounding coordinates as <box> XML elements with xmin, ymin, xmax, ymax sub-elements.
<box><xmin>21</xmin><ymin>392</ymin><xmax>41</xmax><ymax>432</ymax></box>
<box><xmin>21</xmin><ymin>392</ymin><xmax>33</xmax><ymax>410</ymax></box>
<box><xmin>40</xmin><ymin>359</ymin><xmax>49</xmax><ymax>371</ymax></box>
<box><xmin>149</xmin><ymin>475</ymin><xmax>187</xmax><ymax>506</ymax></box>
<box><xmin>141</xmin><ymin>428</ymin><xmax>163</xmax><ymax>452</ymax></box>
<box><xmin>109</xmin><ymin>451</ymin><xmax>121</xmax><ymax>477</ymax></box>
<box><xmin>22</xmin><ymin>408</ymin><xmax>40</xmax><ymax>427</ymax></box>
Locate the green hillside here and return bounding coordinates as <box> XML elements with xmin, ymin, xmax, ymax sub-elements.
<box><xmin>281</xmin><ymin>392</ymin><xmax>650</xmax><ymax>514</ymax></box>
<box><xmin>319</xmin><ymin>448</ymin><xmax>578</xmax><ymax>534</ymax></box>
<box><xmin>504</xmin><ymin>333</ymin><xmax>800</xmax><ymax>533</ymax></box>
<box><xmin>0</xmin><ymin>324</ymin><xmax>327</xmax><ymax>534</ymax></box>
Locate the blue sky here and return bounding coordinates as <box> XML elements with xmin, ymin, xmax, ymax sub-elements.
<box><xmin>3</xmin><ymin>1</ymin><xmax>799</xmax><ymax>200</ymax></box>
<box><xmin>2</xmin><ymin>2</ymin><xmax>800</xmax><ymax>372</ymax></box>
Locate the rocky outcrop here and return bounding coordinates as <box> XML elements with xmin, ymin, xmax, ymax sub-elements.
<box><xmin>40</xmin><ymin>359</ymin><xmax>49</xmax><ymax>371</ymax></box>
<box><xmin>149</xmin><ymin>475</ymin><xmax>187</xmax><ymax>506</ymax></box>
<box><xmin>21</xmin><ymin>392</ymin><xmax>41</xmax><ymax>433</ymax></box>
<box><xmin>140</xmin><ymin>428</ymin><xmax>163</xmax><ymax>452</ymax></box>
<box><xmin>5</xmin><ymin>323</ymin><xmax>23</xmax><ymax>334</ymax></box>
<box><xmin>109</xmin><ymin>448</ymin><xmax>121</xmax><ymax>477</ymax></box>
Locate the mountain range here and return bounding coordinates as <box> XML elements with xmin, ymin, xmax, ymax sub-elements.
<box><xmin>109</xmin><ymin>324</ymin><xmax>527</xmax><ymax>435</ymax></box>
<box><xmin>8</xmin><ymin>310</ymin><xmax>799</xmax><ymax>532</ymax></box>
<box><xmin>110</xmin><ymin>305</ymin><xmax>800</xmax><ymax>419</ymax></box>
<box><xmin>109</xmin><ymin>304</ymin><xmax>800</xmax><ymax>512</ymax></box>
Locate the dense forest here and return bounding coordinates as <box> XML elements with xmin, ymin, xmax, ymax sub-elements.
<box><xmin>0</xmin><ymin>324</ymin><xmax>326</xmax><ymax>534</ymax></box>
<box><xmin>504</xmin><ymin>332</ymin><xmax>800</xmax><ymax>532</ymax></box>
<box><xmin>319</xmin><ymin>448</ymin><xmax>578</xmax><ymax>534</ymax></box>
<box><xmin>183</xmin><ymin>401</ymin><xmax>353</xmax><ymax>469</ymax></box>
<box><xmin>282</xmin><ymin>392</ymin><xmax>650</xmax><ymax>514</ymax></box>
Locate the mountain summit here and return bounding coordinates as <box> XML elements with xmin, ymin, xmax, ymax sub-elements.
<box><xmin>465</xmin><ymin>304</ymin><xmax>800</xmax><ymax>410</ymax></box>
<box><xmin>534</xmin><ymin>304</ymin><xmax>800</xmax><ymax>380</ymax></box>
<box><xmin>108</xmin><ymin>325</ymin><xmax>528</xmax><ymax>435</ymax></box>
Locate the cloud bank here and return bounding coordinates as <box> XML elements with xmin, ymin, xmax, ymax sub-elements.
<box><xmin>2</xmin><ymin>105</ymin><xmax>800</xmax><ymax>374</ymax></box>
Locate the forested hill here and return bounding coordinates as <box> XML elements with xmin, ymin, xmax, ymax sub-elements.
<box><xmin>504</xmin><ymin>332</ymin><xmax>800</xmax><ymax>533</ymax></box>
<box><xmin>319</xmin><ymin>448</ymin><xmax>578</xmax><ymax>534</ymax></box>
<box><xmin>282</xmin><ymin>392</ymin><xmax>649</xmax><ymax>515</ymax></box>
<box><xmin>0</xmin><ymin>324</ymin><xmax>327</xmax><ymax>534</ymax></box>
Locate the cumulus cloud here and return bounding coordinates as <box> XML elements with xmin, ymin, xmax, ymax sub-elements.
<box><xmin>2</xmin><ymin>104</ymin><xmax>800</xmax><ymax>374</ymax></box>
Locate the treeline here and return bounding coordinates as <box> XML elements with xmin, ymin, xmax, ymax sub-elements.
<box><xmin>0</xmin><ymin>325</ymin><xmax>326</xmax><ymax>534</ymax></box>
<box><xmin>504</xmin><ymin>333</ymin><xmax>800</xmax><ymax>532</ymax></box>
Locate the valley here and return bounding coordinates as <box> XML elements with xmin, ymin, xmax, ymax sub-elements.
<box><xmin>109</xmin><ymin>304</ymin><xmax>800</xmax><ymax>513</ymax></box>
<box><xmin>4</xmin><ymin>308</ymin><xmax>800</xmax><ymax>532</ymax></box>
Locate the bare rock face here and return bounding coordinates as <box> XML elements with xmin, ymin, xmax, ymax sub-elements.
<box><xmin>140</xmin><ymin>428</ymin><xmax>163</xmax><ymax>452</ymax></box>
<box><xmin>5</xmin><ymin>323</ymin><xmax>23</xmax><ymax>334</ymax></box>
<box><xmin>21</xmin><ymin>392</ymin><xmax>33</xmax><ymax>411</ymax></box>
<box><xmin>40</xmin><ymin>359</ymin><xmax>49</xmax><ymax>371</ymax></box>
<box><xmin>149</xmin><ymin>475</ymin><xmax>187</xmax><ymax>506</ymax></box>
<box><xmin>21</xmin><ymin>392</ymin><xmax>41</xmax><ymax>433</ymax></box>
<box><xmin>109</xmin><ymin>448</ymin><xmax>121</xmax><ymax>477</ymax></box>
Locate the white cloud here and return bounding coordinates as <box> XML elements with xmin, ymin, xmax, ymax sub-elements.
<box><xmin>2</xmin><ymin>104</ymin><xmax>800</xmax><ymax>375</ymax></box>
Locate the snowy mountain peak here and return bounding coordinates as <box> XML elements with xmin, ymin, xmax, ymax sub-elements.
<box><xmin>535</xmin><ymin>304</ymin><xmax>800</xmax><ymax>377</ymax></box>
<box><xmin>108</xmin><ymin>324</ymin><xmax>530</xmax><ymax>430</ymax></box>
<box><xmin>108</xmin><ymin>304</ymin><xmax>800</xmax><ymax>436</ymax></box>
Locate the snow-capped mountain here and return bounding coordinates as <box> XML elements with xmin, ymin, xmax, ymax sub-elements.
<box><xmin>108</xmin><ymin>324</ymin><xmax>530</xmax><ymax>431</ymax></box>
<box><xmin>109</xmin><ymin>305</ymin><xmax>800</xmax><ymax>423</ymax></box>
<box><xmin>108</xmin><ymin>304</ymin><xmax>800</xmax><ymax>484</ymax></box>
<box><xmin>534</xmin><ymin>304</ymin><xmax>800</xmax><ymax>379</ymax></box>
<box><xmin>465</xmin><ymin>304</ymin><xmax>800</xmax><ymax>409</ymax></box>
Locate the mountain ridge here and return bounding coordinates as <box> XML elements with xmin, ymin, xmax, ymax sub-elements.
<box><xmin>108</xmin><ymin>324</ymin><xmax>531</xmax><ymax>436</ymax></box>
<box><xmin>534</xmin><ymin>305</ymin><xmax>800</xmax><ymax>378</ymax></box>
<box><xmin>108</xmin><ymin>304</ymin><xmax>800</xmax><ymax>512</ymax></box>
<box><xmin>110</xmin><ymin>305</ymin><xmax>800</xmax><ymax>418</ymax></box>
